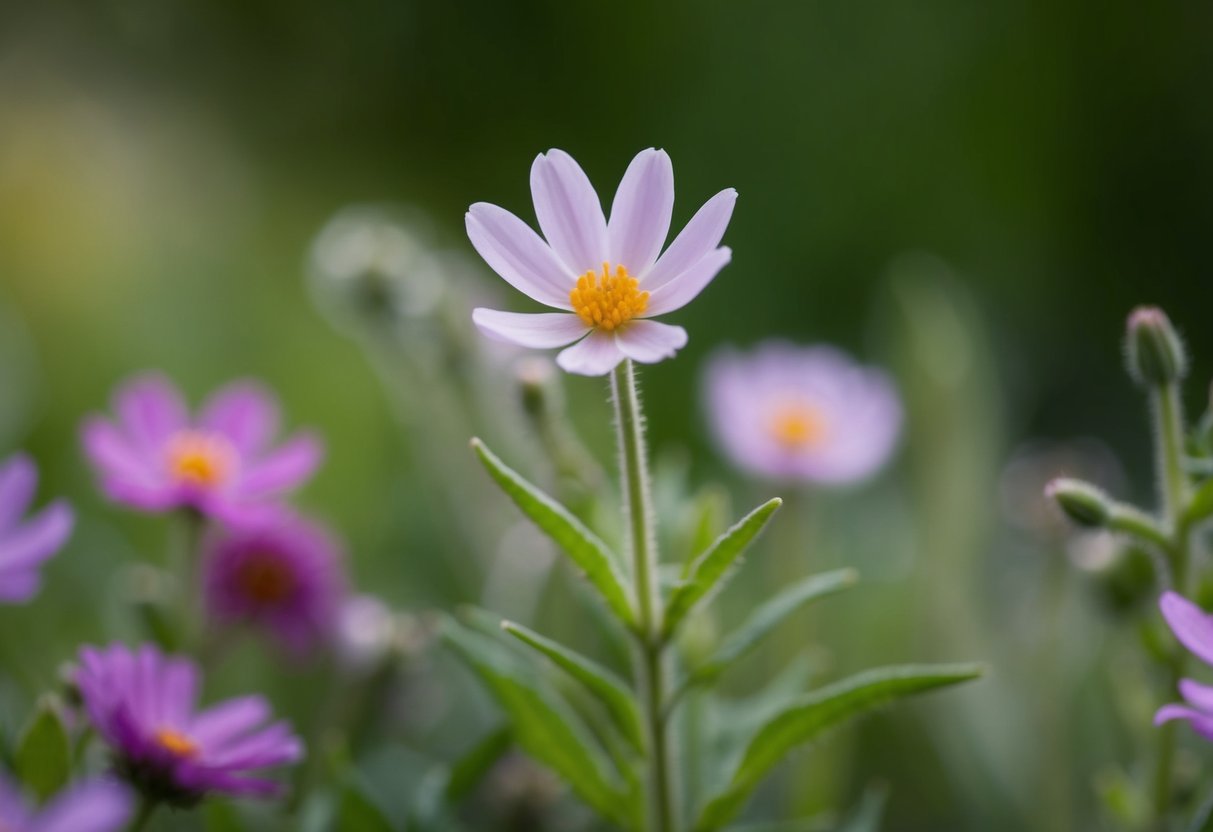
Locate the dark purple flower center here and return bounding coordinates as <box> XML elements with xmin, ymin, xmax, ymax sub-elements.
<box><xmin>235</xmin><ymin>552</ymin><xmax>297</xmax><ymax>606</ymax></box>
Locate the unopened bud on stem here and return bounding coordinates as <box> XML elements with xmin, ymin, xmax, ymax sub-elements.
<box><xmin>1046</xmin><ymin>477</ymin><xmax>1113</xmax><ymax>528</ymax></box>
<box><xmin>1125</xmin><ymin>306</ymin><xmax>1187</xmax><ymax>387</ymax></box>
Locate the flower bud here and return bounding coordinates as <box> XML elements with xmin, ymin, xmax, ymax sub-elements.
<box><xmin>1045</xmin><ymin>477</ymin><xmax>1113</xmax><ymax>528</ymax></box>
<box><xmin>514</xmin><ymin>357</ymin><xmax>560</xmax><ymax>423</ymax></box>
<box><xmin>1125</xmin><ymin>306</ymin><xmax>1187</xmax><ymax>387</ymax></box>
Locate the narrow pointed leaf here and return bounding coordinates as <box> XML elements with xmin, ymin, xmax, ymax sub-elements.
<box><xmin>695</xmin><ymin>663</ymin><xmax>983</xmax><ymax>830</ymax></box>
<box><xmin>472</xmin><ymin>439</ymin><xmax>635</xmax><ymax>627</ymax></box>
<box><xmin>692</xmin><ymin>569</ymin><xmax>858</xmax><ymax>684</ymax></box>
<box><xmin>502</xmin><ymin>620</ymin><xmax>644</xmax><ymax>752</ymax></box>
<box><xmin>441</xmin><ymin>617</ymin><xmax>636</xmax><ymax>828</ymax></box>
<box><xmin>15</xmin><ymin>697</ymin><xmax>71</xmax><ymax>802</ymax></box>
<box><xmin>665</xmin><ymin>498</ymin><xmax>782</xmax><ymax>637</ymax></box>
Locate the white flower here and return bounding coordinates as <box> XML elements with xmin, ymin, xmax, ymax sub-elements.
<box><xmin>467</xmin><ymin>148</ymin><xmax>735</xmax><ymax>375</ymax></box>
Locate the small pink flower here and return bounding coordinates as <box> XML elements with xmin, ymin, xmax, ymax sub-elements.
<box><xmin>704</xmin><ymin>341</ymin><xmax>902</xmax><ymax>485</ymax></box>
<box><xmin>0</xmin><ymin>454</ymin><xmax>73</xmax><ymax>603</ymax></box>
<box><xmin>467</xmin><ymin>148</ymin><xmax>736</xmax><ymax>375</ymax></box>
<box><xmin>81</xmin><ymin>374</ymin><xmax>322</xmax><ymax>525</ymax></box>
<box><xmin>201</xmin><ymin>512</ymin><xmax>347</xmax><ymax>655</ymax></box>
<box><xmin>1156</xmin><ymin>592</ymin><xmax>1213</xmax><ymax>741</ymax></box>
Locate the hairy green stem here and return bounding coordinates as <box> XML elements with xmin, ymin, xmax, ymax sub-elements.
<box><xmin>1152</xmin><ymin>381</ymin><xmax>1193</xmax><ymax>829</ymax></box>
<box><xmin>612</xmin><ymin>360</ymin><xmax>676</xmax><ymax>832</ymax></box>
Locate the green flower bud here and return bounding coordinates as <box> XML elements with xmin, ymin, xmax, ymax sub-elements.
<box><xmin>1045</xmin><ymin>477</ymin><xmax>1113</xmax><ymax>528</ymax></box>
<box><xmin>1125</xmin><ymin>306</ymin><xmax>1187</xmax><ymax>387</ymax></box>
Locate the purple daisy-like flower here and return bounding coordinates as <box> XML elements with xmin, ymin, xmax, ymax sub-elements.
<box><xmin>0</xmin><ymin>774</ymin><xmax>132</xmax><ymax>832</ymax></box>
<box><xmin>81</xmin><ymin>374</ymin><xmax>323</xmax><ymax>524</ymax></box>
<box><xmin>76</xmin><ymin>643</ymin><xmax>303</xmax><ymax>805</ymax></box>
<box><xmin>1156</xmin><ymin>592</ymin><xmax>1213</xmax><ymax>740</ymax></box>
<box><xmin>0</xmin><ymin>454</ymin><xmax>74</xmax><ymax>603</ymax></box>
<box><xmin>201</xmin><ymin>512</ymin><xmax>346</xmax><ymax>655</ymax></box>
<box><xmin>704</xmin><ymin>341</ymin><xmax>902</xmax><ymax>485</ymax></box>
<box><xmin>467</xmin><ymin>148</ymin><xmax>736</xmax><ymax>375</ymax></box>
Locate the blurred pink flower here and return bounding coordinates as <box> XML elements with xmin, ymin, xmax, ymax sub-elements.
<box><xmin>202</xmin><ymin>512</ymin><xmax>346</xmax><ymax>655</ymax></box>
<box><xmin>704</xmin><ymin>341</ymin><xmax>902</xmax><ymax>485</ymax></box>
<box><xmin>1156</xmin><ymin>591</ymin><xmax>1213</xmax><ymax>741</ymax></box>
<box><xmin>0</xmin><ymin>453</ymin><xmax>73</xmax><ymax>603</ymax></box>
<box><xmin>0</xmin><ymin>774</ymin><xmax>131</xmax><ymax>832</ymax></box>
<box><xmin>467</xmin><ymin>148</ymin><xmax>736</xmax><ymax>375</ymax></box>
<box><xmin>81</xmin><ymin>374</ymin><xmax>322</xmax><ymax>524</ymax></box>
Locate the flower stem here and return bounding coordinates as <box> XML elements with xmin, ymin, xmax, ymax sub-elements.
<box><xmin>127</xmin><ymin>798</ymin><xmax>157</xmax><ymax>832</ymax></box>
<box><xmin>1151</xmin><ymin>381</ymin><xmax>1192</xmax><ymax>828</ymax></box>
<box><xmin>611</xmin><ymin>360</ymin><xmax>676</xmax><ymax>832</ymax></box>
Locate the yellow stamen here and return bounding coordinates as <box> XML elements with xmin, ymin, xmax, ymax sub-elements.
<box><xmin>569</xmin><ymin>263</ymin><xmax>649</xmax><ymax>331</ymax></box>
<box><xmin>768</xmin><ymin>403</ymin><xmax>829</xmax><ymax>449</ymax></box>
<box><xmin>155</xmin><ymin>727</ymin><xmax>200</xmax><ymax>759</ymax></box>
<box><xmin>165</xmin><ymin>431</ymin><xmax>236</xmax><ymax>488</ymax></box>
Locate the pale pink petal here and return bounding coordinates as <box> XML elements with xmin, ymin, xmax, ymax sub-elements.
<box><xmin>643</xmin><ymin>188</ymin><xmax>737</xmax><ymax>290</ymax></box>
<box><xmin>466</xmin><ymin>203</ymin><xmax>574</xmax><ymax>309</ymax></box>
<box><xmin>615</xmin><ymin>321</ymin><xmax>688</xmax><ymax>364</ymax></box>
<box><xmin>0</xmin><ymin>454</ymin><xmax>36</xmax><ymax>532</ymax></box>
<box><xmin>237</xmin><ymin>434</ymin><xmax>323</xmax><ymax>499</ymax></box>
<box><xmin>112</xmin><ymin>374</ymin><xmax>188</xmax><ymax>451</ymax></box>
<box><xmin>556</xmin><ymin>330</ymin><xmax>625</xmax><ymax>376</ymax></box>
<box><xmin>530</xmin><ymin>150</ymin><xmax>608</xmax><ymax>276</ymax></box>
<box><xmin>471</xmin><ymin>309</ymin><xmax>589</xmax><ymax>349</ymax></box>
<box><xmin>608</xmin><ymin>148</ymin><xmax>674</xmax><ymax>275</ymax></box>
<box><xmin>1161</xmin><ymin>591</ymin><xmax>1213</xmax><ymax>667</ymax></box>
<box><xmin>644</xmin><ymin>247</ymin><xmax>732</xmax><ymax>316</ymax></box>
<box><xmin>1180</xmin><ymin>678</ymin><xmax>1213</xmax><ymax>712</ymax></box>
<box><xmin>201</xmin><ymin>382</ymin><xmax>280</xmax><ymax>456</ymax></box>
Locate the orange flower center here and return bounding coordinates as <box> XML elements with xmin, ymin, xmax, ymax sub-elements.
<box><xmin>155</xmin><ymin>727</ymin><xmax>200</xmax><ymax>759</ymax></box>
<box><xmin>569</xmin><ymin>263</ymin><xmax>649</xmax><ymax>331</ymax></box>
<box><xmin>235</xmin><ymin>552</ymin><xmax>297</xmax><ymax>605</ymax></box>
<box><xmin>165</xmin><ymin>431</ymin><xmax>236</xmax><ymax>488</ymax></box>
<box><xmin>768</xmin><ymin>402</ymin><xmax>829</xmax><ymax>449</ymax></box>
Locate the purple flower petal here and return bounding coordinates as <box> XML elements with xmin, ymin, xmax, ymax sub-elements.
<box><xmin>35</xmin><ymin>779</ymin><xmax>133</xmax><ymax>832</ymax></box>
<box><xmin>1180</xmin><ymin>678</ymin><xmax>1213</xmax><ymax>712</ymax></box>
<box><xmin>0</xmin><ymin>500</ymin><xmax>73</xmax><ymax>571</ymax></box>
<box><xmin>192</xmin><ymin>696</ymin><xmax>272</xmax><ymax>747</ymax></box>
<box><xmin>616</xmin><ymin>320</ymin><xmax>688</xmax><ymax>364</ymax></box>
<box><xmin>1160</xmin><ymin>591</ymin><xmax>1213</xmax><ymax>667</ymax></box>
<box><xmin>237</xmin><ymin>433</ymin><xmax>323</xmax><ymax>500</ymax></box>
<box><xmin>0</xmin><ymin>454</ymin><xmax>36</xmax><ymax>533</ymax></box>
<box><xmin>471</xmin><ymin>309</ymin><xmax>589</xmax><ymax>349</ymax></box>
<box><xmin>201</xmin><ymin>382</ymin><xmax>281</xmax><ymax>456</ymax></box>
<box><xmin>643</xmin><ymin>187</ymin><xmax>736</xmax><ymax>290</ymax></box>
<box><xmin>608</xmin><ymin>148</ymin><xmax>674</xmax><ymax>276</ymax></box>
<box><xmin>530</xmin><ymin>149</ymin><xmax>608</xmax><ymax>276</ymax></box>
<box><xmin>645</xmin><ymin>247</ymin><xmax>732</xmax><ymax>316</ymax></box>
<box><xmin>112</xmin><ymin>374</ymin><xmax>188</xmax><ymax>453</ymax></box>
<box><xmin>1155</xmin><ymin>703</ymin><xmax>1213</xmax><ymax>742</ymax></box>
<box><xmin>556</xmin><ymin>330</ymin><xmax>626</xmax><ymax>376</ymax></box>
<box><xmin>466</xmin><ymin>203</ymin><xmax>575</xmax><ymax>309</ymax></box>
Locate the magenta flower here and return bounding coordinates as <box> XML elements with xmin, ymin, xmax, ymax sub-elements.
<box><xmin>0</xmin><ymin>775</ymin><xmax>132</xmax><ymax>832</ymax></box>
<box><xmin>1155</xmin><ymin>592</ymin><xmax>1213</xmax><ymax>740</ymax></box>
<box><xmin>76</xmin><ymin>643</ymin><xmax>303</xmax><ymax>805</ymax></box>
<box><xmin>467</xmin><ymin>148</ymin><xmax>736</xmax><ymax>375</ymax></box>
<box><xmin>704</xmin><ymin>342</ymin><xmax>902</xmax><ymax>485</ymax></box>
<box><xmin>201</xmin><ymin>512</ymin><xmax>346</xmax><ymax>654</ymax></box>
<box><xmin>81</xmin><ymin>374</ymin><xmax>323</xmax><ymax>524</ymax></box>
<box><xmin>0</xmin><ymin>454</ymin><xmax>74</xmax><ymax>603</ymax></box>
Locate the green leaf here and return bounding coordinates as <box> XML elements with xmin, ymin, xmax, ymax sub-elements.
<box><xmin>471</xmin><ymin>438</ymin><xmax>635</xmax><ymax>627</ymax></box>
<box><xmin>502</xmin><ymin>620</ymin><xmax>644</xmax><ymax>753</ymax></box>
<box><xmin>692</xmin><ymin>569</ymin><xmax>858</xmax><ymax>684</ymax></box>
<box><xmin>836</xmin><ymin>784</ymin><xmax>889</xmax><ymax>832</ymax></box>
<box><xmin>203</xmin><ymin>801</ymin><xmax>248</xmax><ymax>832</ymax></box>
<box><xmin>665</xmin><ymin>498</ymin><xmax>783</xmax><ymax>637</ymax></box>
<box><xmin>695</xmin><ymin>663</ymin><xmax>983</xmax><ymax>830</ymax></box>
<box><xmin>1187</xmin><ymin>478</ymin><xmax>1213</xmax><ymax>524</ymax></box>
<box><xmin>15</xmin><ymin>697</ymin><xmax>71</xmax><ymax>803</ymax></box>
<box><xmin>445</xmin><ymin>727</ymin><xmax>514</xmax><ymax>804</ymax></box>
<box><xmin>441</xmin><ymin>617</ymin><xmax>637</xmax><ymax>828</ymax></box>
<box><xmin>336</xmin><ymin>776</ymin><xmax>395</xmax><ymax>832</ymax></box>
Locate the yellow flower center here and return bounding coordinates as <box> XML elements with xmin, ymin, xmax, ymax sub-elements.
<box><xmin>165</xmin><ymin>431</ymin><xmax>236</xmax><ymax>488</ymax></box>
<box><xmin>155</xmin><ymin>727</ymin><xmax>200</xmax><ymax>759</ymax></box>
<box><xmin>768</xmin><ymin>403</ymin><xmax>829</xmax><ymax>449</ymax></box>
<box><xmin>569</xmin><ymin>263</ymin><xmax>649</xmax><ymax>331</ymax></box>
<box><xmin>235</xmin><ymin>552</ymin><xmax>297</xmax><ymax>605</ymax></box>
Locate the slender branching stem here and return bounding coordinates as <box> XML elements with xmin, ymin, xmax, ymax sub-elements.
<box><xmin>612</xmin><ymin>359</ymin><xmax>676</xmax><ymax>832</ymax></box>
<box><xmin>1152</xmin><ymin>381</ymin><xmax>1193</xmax><ymax>828</ymax></box>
